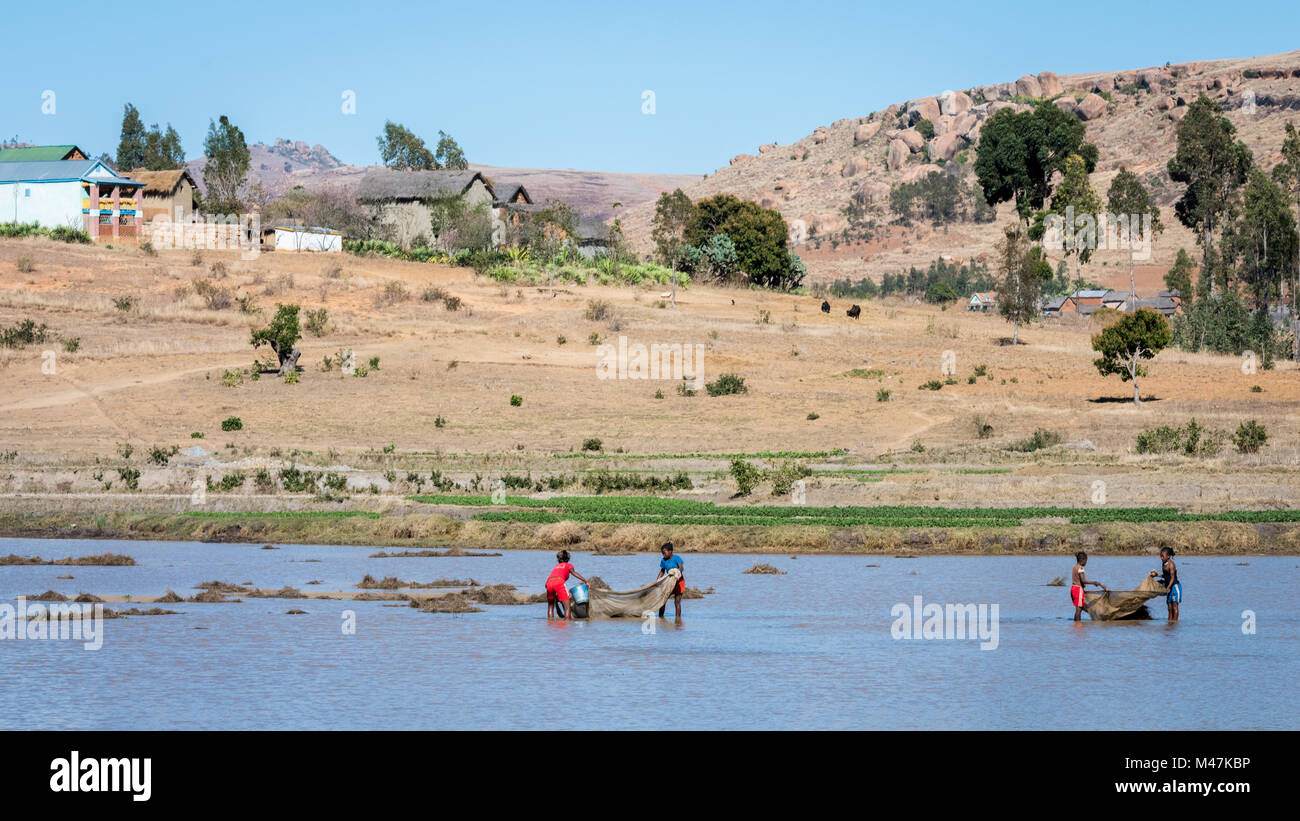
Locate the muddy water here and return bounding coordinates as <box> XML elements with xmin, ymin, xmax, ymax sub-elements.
<box><xmin>0</xmin><ymin>538</ymin><xmax>1295</xmax><ymax>730</ymax></box>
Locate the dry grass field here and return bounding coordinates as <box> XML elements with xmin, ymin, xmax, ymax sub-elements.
<box><xmin>0</xmin><ymin>236</ymin><xmax>1297</xmax><ymax>548</ymax></box>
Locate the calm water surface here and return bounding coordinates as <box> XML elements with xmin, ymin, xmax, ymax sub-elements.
<box><xmin>1</xmin><ymin>537</ymin><xmax>1294</xmax><ymax>730</ymax></box>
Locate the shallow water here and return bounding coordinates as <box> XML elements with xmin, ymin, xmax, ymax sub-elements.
<box><xmin>0</xmin><ymin>537</ymin><xmax>1295</xmax><ymax>730</ymax></box>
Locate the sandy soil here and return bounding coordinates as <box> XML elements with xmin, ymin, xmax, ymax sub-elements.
<box><xmin>0</xmin><ymin>237</ymin><xmax>1296</xmax><ymax>522</ymax></box>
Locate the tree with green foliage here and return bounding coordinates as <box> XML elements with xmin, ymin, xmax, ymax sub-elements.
<box><xmin>142</xmin><ymin>123</ymin><xmax>185</xmax><ymax>170</ymax></box>
<box><xmin>1166</xmin><ymin>96</ymin><xmax>1253</xmax><ymax>296</ymax></box>
<box><xmin>651</xmin><ymin>188</ymin><xmax>695</xmax><ymax>306</ymax></box>
<box><xmin>1049</xmin><ymin>153</ymin><xmax>1104</xmax><ymax>297</ymax></box>
<box><xmin>1092</xmin><ymin>308</ymin><xmax>1173</xmax><ymax>404</ymax></box>
<box><xmin>995</xmin><ymin>225</ymin><xmax>1047</xmax><ymax>343</ymax></box>
<box><xmin>250</xmin><ymin>304</ymin><xmax>302</xmax><ymax>374</ymax></box>
<box><xmin>525</xmin><ymin>199</ymin><xmax>578</xmax><ymax>296</ymax></box>
<box><xmin>1165</xmin><ymin>248</ymin><xmax>1197</xmax><ymax>305</ymax></box>
<box><xmin>1272</xmin><ymin>121</ymin><xmax>1300</xmax><ymax>357</ymax></box>
<box><xmin>974</xmin><ymin>102</ymin><xmax>1098</xmax><ymax>223</ymax></box>
<box><xmin>202</xmin><ymin>115</ymin><xmax>251</xmax><ymax>213</ymax></box>
<box><xmin>686</xmin><ymin>194</ymin><xmax>795</xmax><ymax>289</ymax></box>
<box><xmin>1229</xmin><ymin>168</ymin><xmax>1299</xmax><ymax>309</ymax></box>
<box><xmin>377</xmin><ymin>121</ymin><xmax>436</xmax><ymax>170</ymax></box>
<box><xmin>433</xmin><ymin>131</ymin><xmax>468</xmax><ymax>170</ymax></box>
<box><xmin>1107</xmin><ymin>167</ymin><xmax>1163</xmax><ymax>301</ymax></box>
<box><xmin>116</xmin><ymin>104</ymin><xmax>148</xmax><ymax>172</ymax></box>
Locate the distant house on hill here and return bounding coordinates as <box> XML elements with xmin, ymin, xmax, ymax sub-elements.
<box><xmin>490</xmin><ymin>181</ymin><xmax>532</xmax><ymax>208</ymax></box>
<box><xmin>967</xmin><ymin>291</ymin><xmax>997</xmax><ymax>312</ymax></box>
<box><xmin>575</xmin><ymin>214</ymin><xmax>610</xmax><ymax>258</ymax></box>
<box><xmin>0</xmin><ymin>159</ymin><xmax>143</xmax><ymax>240</ymax></box>
<box><xmin>0</xmin><ymin>145</ymin><xmax>88</xmax><ymax>162</ymax></box>
<box><xmin>356</xmin><ymin>169</ymin><xmax>496</xmax><ymax>247</ymax></box>
<box><xmin>128</xmin><ymin>168</ymin><xmax>199</xmax><ymax>223</ymax></box>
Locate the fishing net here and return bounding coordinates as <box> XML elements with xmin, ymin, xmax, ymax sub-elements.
<box><xmin>1084</xmin><ymin>571</ymin><xmax>1167</xmax><ymax>621</ymax></box>
<box><xmin>586</xmin><ymin>569</ymin><xmax>680</xmax><ymax>619</ymax></box>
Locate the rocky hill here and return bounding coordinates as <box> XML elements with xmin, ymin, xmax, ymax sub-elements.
<box><xmin>619</xmin><ymin>50</ymin><xmax>1300</xmax><ymax>288</ymax></box>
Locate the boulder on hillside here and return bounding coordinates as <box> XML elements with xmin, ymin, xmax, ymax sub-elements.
<box><xmin>853</xmin><ymin>121</ymin><xmax>881</xmax><ymax>143</ymax></box>
<box><xmin>1037</xmin><ymin>71</ymin><xmax>1063</xmax><ymax>97</ymax></box>
<box><xmin>929</xmin><ymin>133</ymin><xmax>965</xmax><ymax>163</ymax></box>
<box><xmin>1137</xmin><ymin>69</ymin><xmax>1166</xmax><ymax>88</ymax></box>
<box><xmin>730</xmin><ymin>154</ymin><xmax>755</xmax><ymax>166</ymax></box>
<box><xmin>1054</xmin><ymin>97</ymin><xmax>1077</xmax><ymax>113</ymax></box>
<box><xmin>953</xmin><ymin>112</ymin><xmax>980</xmax><ymax>137</ymax></box>
<box><xmin>939</xmin><ymin>90</ymin><xmax>973</xmax><ymax>116</ymax></box>
<box><xmin>1075</xmin><ymin>92</ymin><xmax>1108</xmax><ymax>121</ymax></box>
<box><xmin>932</xmin><ymin>115</ymin><xmax>954</xmax><ymax>136</ymax></box>
<box><xmin>1169</xmin><ymin>106</ymin><xmax>1189</xmax><ymax>122</ymax></box>
<box><xmin>1157</xmin><ymin>96</ymin><xmax>1174</xmax><ymax>111</ymax></box>
<box><xmin>898</xmin><ymin>130</ymin><xmax>925</xmax><ymax>152</ymax></box>
<box><xmin>1112</xmin><ymin>71</ymin><xmax>1136</xmax><ymax>89</ymax></box>
<box><xmin>812</xmin><ymin>128</ymin><xmax>829</xmax><ymax>145</ymax></box>
<box><xmin>886</xmin><ymin>138</ymin><xmax>909</xmax><ymax>170</ymax></box>
<box><xmin>907</xmin><ymin>97</ymin><xmax>942</xmax><ymax>124</ymax></box>
<box><xmin>840</xmin><ymin>157</ymin><xmax>866</xmax><ymax>177</ymax></box>
<box><xmin>1016</xmin><ymin>75</ymin><xmax>1042</xmax><ymax>97</ymax></box>
<box><xmin>900</xmin><ymin>163</ymin><xmax>944</xmax><ymax>183</ymax></box>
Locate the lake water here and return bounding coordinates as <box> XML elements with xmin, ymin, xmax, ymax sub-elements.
<box><xmin>1</xmin><ymin>537</ymin><xmax>1295</xmax><ymax>730</ymax></box>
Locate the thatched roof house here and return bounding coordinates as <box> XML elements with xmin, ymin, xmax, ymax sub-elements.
<box><xmin>128</xmin><ymin>168</ymin><xmax>199</xmax><ymax>222</ymax></box>
<box><xmin>357</xmin><ymin>169</ymin><xmax>497</xmax><ymax>247</ymax></box>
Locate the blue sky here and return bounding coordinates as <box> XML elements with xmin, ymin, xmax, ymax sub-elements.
<box><xmin>4</xmin><ymin>1</ymin><xmax>1299</xmax><ymax>174</ymax></box>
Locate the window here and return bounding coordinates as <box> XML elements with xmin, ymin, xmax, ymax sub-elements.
<box><xmin>99</xmin><ymin>215</ymin><xmax>113</xmax><ymax>225</ymax></box>
<box><xmin>24</xmin><ymin>188</ymin><xmax>30</xmax><ymax>198</ymax></box>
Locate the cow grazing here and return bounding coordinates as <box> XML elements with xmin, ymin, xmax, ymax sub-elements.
<box><xmin>846</xmin><ymin>304</ymin><xmax>861</xmax><ymax>319</ymax></box>
<box><xmin>820</xmin><ymin>300</ymin><xmax>831</xmax><ymax>313</ymax></box>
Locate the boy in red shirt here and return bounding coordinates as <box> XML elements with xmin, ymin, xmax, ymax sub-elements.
<box><xmin>545</xmin><ymin>550</ymin><xmax>589</xmax><ymax>621</ymax></box>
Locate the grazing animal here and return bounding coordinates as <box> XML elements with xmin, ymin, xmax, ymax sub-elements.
<box><xmin>820</xmin><ymin>300</ymin><xmax>831</xmax><ymax>314</ymax></box>
<box><xmin>846</xmin><ymin>304</ymin><xmax>861</xmax><ymax>319</ymax></box>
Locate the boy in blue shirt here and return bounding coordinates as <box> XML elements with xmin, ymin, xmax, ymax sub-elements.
<box><xmin>656</xmin><ymin>542</ymin><xmax>685</xmax><ymax>619</ymax></box>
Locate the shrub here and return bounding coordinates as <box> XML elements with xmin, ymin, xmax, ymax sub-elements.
<box><xmin>1135</xmin><ymin>419</ymin><xmax>1225</xmax><ymax>457</ymax></box>
<box><xmin>434</xmin><ymin>416</ymin><xmax>447</xmax><ymax>428</ymax></box>
<box><xmin>147</xmin><ymin>445</ymin><xmax>178</xmax><ymax>466</ymax></box>
<box><xmin>920</xmin><ymin>380</ymin><xmax>944</xmax><ymax>391</ymax></box>
<box><xmin>191</xmin><ymin>432</ymin><xmax>205</xmax><ymax>439</ymax></box>
<box><xmin>973</xmin><ymin>415</ymin><xmax>993</xmax><ymax>439</ymax></box>
<box><xmin>705</xmin><ymin>373</ymin><xmax>748</xmax><ymax>396</ymax></box>
<box><xmin>421</xmin><ymin>285</ymin><xmax>447</xmax><ymax>303</ymax></box>
<box><xmin>0</xmin><ymin>318</ymin><xmax>50</xmax><ymax>348</ymax></box>
<box><xmin>16</xmin><ymin>254</ymin><xmax>35</xmax><ymax>273</ymax></box>
<box><xmin>1232</xmin><ymin>420</ymin><xmax>1268</xmax><ymax>454</ymax></box>
<box><xmin>117</xmin><ymin>467</ymin><xmax>141</xmax><ymax>491</ymax></box>
<box><xmin>112</xmin><ymin>296</ymin><xmax>135</xmax><ymax>312</ymax></box>
<box><xmin>140</xmin><ymin>241</ymin><xmax>157</xmax><ymax>257</ymax></box>
<box><xmin>582</xmin><ymin>437</ymin><xmax>603</xmax><ymax>452</ymax></box>
<box><xmin>729</xmin><ymin>458</ymin><xmax>763</xmax><ymax>496</ymax></box>
<box><xmin>876</xmin><ymin>388</ymin><xmax>891</xmax><ymax>402</ymax></box>
<box><xmin>510</xmin><ymin>394</ymin><xmax>523</xmax><ymax>406</ymax></box>
<box><xmin>368</xmin><ymin>356</ymin><xmax>380</xmax><ymax>371</ymax></box>
<box><xmin>60</xmin><ymin>337</ymin><xmax>80</xmax><ymax>353</ymax></box>
<box><xmin>584</xmin><ymin>299</ymin><xmax>613</xmax><ymax>321</ymax></box>
<box><xmin>443</xmin><ymin>295</ymin><xmax>462</xmax><ymax>311</ymax></box>
<box><xmin>1009</xmin><ymin>429</ymin><xmax>1061</xmax><ymax>453</ymax></box>
<box><xmin>807</xmin><ymin>412</ymin><xmax>820</xmax><ymax>420</ymax></box>
<box><xmin>769</xmin><ymin>461</ymin><xmax>812</xmax><ymax>495</ymax></box>
<box><xmin>221</xmin><ymin>416</ymin><xmax>243</xmax><ymax>432</ymax></box>
<box><xmin>304</xmin><ymin>308</ymin><xmax>329</xmax><ymax>336</ymax></box>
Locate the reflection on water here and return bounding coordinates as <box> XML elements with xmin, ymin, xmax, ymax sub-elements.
<box><xmin>1</xmin><ymin>538</ymin><xmax>1295</xmax><ymax>730</ymax></box>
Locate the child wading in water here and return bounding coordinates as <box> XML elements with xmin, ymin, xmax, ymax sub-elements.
<box><xmin>1159</xmin><ymin>547</ymin><xmax>1181</xmax><ymax>622</ymax></box>
<box><xmin>545</xmin><ymin>550</ymin><xmax>589</xmax><ymax>621</ymax></box>
<box><xmin>1070</xmin><ymin>551</ymin><xmax>1106</xmax><ymax>621</ymax></box>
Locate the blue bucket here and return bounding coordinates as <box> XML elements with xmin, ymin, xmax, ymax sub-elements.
<box><xmin>569</xmin><ymin>583</ymin><xmax>589</xmax><ymax>604</ymax></box>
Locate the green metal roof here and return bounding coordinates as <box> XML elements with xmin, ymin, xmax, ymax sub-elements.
<box><xmin>0</xmin><ymin>145</ymin><xmax>83</xmax><ymax>162</ymax></box>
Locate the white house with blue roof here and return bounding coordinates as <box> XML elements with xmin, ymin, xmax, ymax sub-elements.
<box><xmin>0</xmin><ymin>159</ymin><xmax>145</xmax><ymax>240</ymax></box>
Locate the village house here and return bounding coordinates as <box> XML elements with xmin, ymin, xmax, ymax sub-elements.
<box><xmin>967</xmin><ymin>291</ymin><xmax>997</xmax><ymax>312</ymax></box>
<box><xmin>0</xmin><ymin>158</ymin><xmax>144</xmax><ymax>240</ymax></box>
<box><xmin>267</xmin><ymin>224</ymin><xmax>343</xmax><ymax>253</ymax></box>
<box><xmin>356</xmin><ymin>169</ymin><xmax>497</xmax><ymax>247</ymax></box>
<box><xmin>0</xmin><ymin>144</ymin><xmax>88</xmax><ymax>162</ymax></box>
<box><xmin>127</xmin><ymin>168</ymin><xmax>199</xmax><ymax>223</ymax></box>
